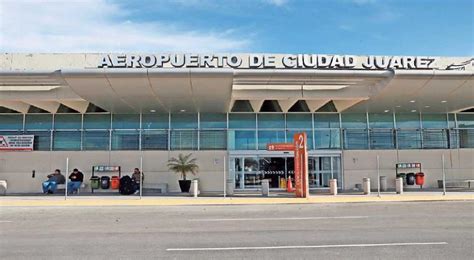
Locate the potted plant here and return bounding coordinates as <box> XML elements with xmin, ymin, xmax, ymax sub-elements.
<box><xmin>167</xmin><ymin>153</ymin><xmax>199</xmax><ymax>192</ymax></box>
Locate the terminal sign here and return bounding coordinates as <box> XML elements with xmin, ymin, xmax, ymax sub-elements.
<box><xmin>0</xmin><ymin>135</ymin><xmax>34</xmax><ymax>151</ymax></box>
<box><xmin>98</xmin><ymin>54</ymin><xmax>437</xmax><ymax>70</ymax></box>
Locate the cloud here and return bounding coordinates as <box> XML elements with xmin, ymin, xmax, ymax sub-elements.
<box><xmin>262</xmin><ymin>0</ymin><xmax>289</xmax><ymax>7</ymax></box>
<box><xmin>0</xmin><ymin>0</ymin><xmax>251</xmax><ymax>53</ymax></box>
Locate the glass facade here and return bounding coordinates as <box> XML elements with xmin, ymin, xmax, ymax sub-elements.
<box><xmin>0</xmin><ymin>112</ymin><xmax>473</xmax><ymax>151</ymax></box>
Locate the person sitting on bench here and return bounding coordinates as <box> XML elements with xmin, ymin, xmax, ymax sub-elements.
<box><xmin>42</xmin><ymin>169</ymin><xmax>65</xmax><ymax>194</ymax></box>
<box><xmin>67</xmin><ymin>168</ymin><xmax>84</xmax><ymax>194</ymax></box>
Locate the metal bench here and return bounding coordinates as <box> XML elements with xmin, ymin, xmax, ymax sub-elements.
<box><xmin>438</xmin><ymin>180</ymin><xmax>474</xmax><ymax>189</ymax></box>
<box><xmin>142</xmin><ymin>183</ymin><xmax>168</xmax><ymax>194</ymax></box>
<box><xmin>56</xmin><ymin>183</ymin><xmax>87</xmax><ymax>194</ymax></box>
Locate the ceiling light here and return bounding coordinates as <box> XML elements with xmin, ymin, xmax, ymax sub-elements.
<box><xmin>424</xmin><ymin>106</ymin><xmax>430</xmax><ymax>108</ymax></box>
<box><xmin>410</xmin><ymin>100</ymin><xmax>416</xmax><ymax>103</ymax></box>
<box><xmin>180</xmin><ymin>109</ymin><xmax>186</xmax><ymax>112</ymax></box>
<box><xmin>149</xmin><ymin>109</ymin><xmax>156</xmax><ymax>113</ymax></box>
<box><xmin>396</xmin><ymin>105</ymin><xmax>401</xmax><ymax>108</ymax></box>
<box><xmin>303</xmin><ymin>85</ymin><xmax>348</xmax><ymax>90</ymax></box>
<box><xmin>411</xmin><ymin>110</ymin><xmax>417</xmax><ymax>112</ymax></box>
<box><xmin>384</xmin><ymin>110</ymin><xmax>390</xmax><ymax>113</ymax></box>
<box><xmin>441</xmin><ymin>100</ymin><xmax>447</xmax><ymax>103</ymax></box>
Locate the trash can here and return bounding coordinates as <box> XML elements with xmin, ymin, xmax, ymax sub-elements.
<box><xmin>379</xmin><ymin>176</ymin><xmax>387</xmax><ymax>192</ymax></box>
<box><xmin>415</xmin><ymin>172</ymin><xmax>425</xmax><ymax>187</ymax></box>
<box><xmin>406</xmin><ymin>173</ymin><xmax>415</xmax><ymax>185</ymax></box>
<box><xmin>90</xmin><ymin>176</ymin><xmax>100</xmax><ymax>189</ymax></box>
<box><xmin>329</xmin><ymin>179</ymin><xmax>338</xmax><ymax>195</ymax></box>
<box><xmin>363</xmin><ymin>178</ymin><xmax>371</xmax><ymax>195</ymax></box>
<box><xmin>110</xmin><ymin>176</ymin><xmax>120</xmax><ymax>190</ymax></box>
<box><xmin>100</xmin><ymin>176</ymin><xmax>110</xmax><ymax>189</ymax></box>
<box><xmin>397</xmin><ymin>173</ymin><xmax>406</xmax><ymax>185</ymax></box>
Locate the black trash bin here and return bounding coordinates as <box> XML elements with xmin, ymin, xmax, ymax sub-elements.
<box><xmin>406</xmin><ymin>173</ymin><xmax>415</xmax><ymax>185</ymax></box>
<box><xmin>100</xmin><ymin>176</ymin><xmax>110</xmax><ymax>189</ymax></box>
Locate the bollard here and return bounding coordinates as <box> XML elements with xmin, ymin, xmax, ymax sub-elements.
<box><xmin>396</xmin><ymin>177</ymin><xmax>403</xmax><ymax>194</ymax></box>
<box><xmin>380</xmin><ymin>176</ymin><xmax>387</xmax><ymax>192</ymax></box>
<box><xmin>261</xmin><ymin>179</ymin><xmax>270</xmax><ymax>197</ymax></box>
<box><xmin>226</xmin><ymin>179</ymin><xmax>234</xmax><ymax>196</ymax></box>
<box><xmin>329</xmin><ymin>179</ymin><xmax>338</xmax><ymax>195</ymax></box>
<box><xmin>191</xmin><ymin>179</ymin><xmax>199</xmax><ymax>197</ymax></box>
<box><xmin>363</xmin><ymin>178</ymin><xmax>371</xmax><ymax>195</ymax></box>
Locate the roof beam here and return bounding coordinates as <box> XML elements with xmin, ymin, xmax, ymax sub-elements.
<box><xmin>0</xmin><ymin>101</ymin><xmax>30</xmax><ymax>113</ymax></box>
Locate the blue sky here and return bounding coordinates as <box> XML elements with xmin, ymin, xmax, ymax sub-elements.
<box><xmin>1</xmin><ymin>0</ymin><xmax>473</xmax><ymax>56</ymax></box>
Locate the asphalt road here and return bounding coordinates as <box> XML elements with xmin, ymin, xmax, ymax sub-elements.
<box><xmin>1</xmin><ymin>201</ymin><xmax>473</xmax><ymax>259</ymax></box>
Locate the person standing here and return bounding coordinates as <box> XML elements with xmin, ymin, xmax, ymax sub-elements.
<box><xmin>67</xmin><ymin>168</ymin><xmax>84</xmax><ymax>194</ymax></box>
<box><xmin>42</xmin><ymin>169</ymin><xmax>65</xmax><ymax>194</ymax></box>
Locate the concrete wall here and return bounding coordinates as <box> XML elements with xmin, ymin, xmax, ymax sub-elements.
<box><xmin>0</xmin><ymin>151</ymin><xmax>226</xmax><ymax>193</ymax></box>
<box><xmin>342</xmin><ymin>149</ymin><xmax>474</xmax><ymax>190</ymax></box>
<box><xmin>1</xmin><ymin>149</ymin><xmax>473</xmax><ymax>193</ymax></box>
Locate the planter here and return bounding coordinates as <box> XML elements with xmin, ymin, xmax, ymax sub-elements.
<box><xmin>179</xmin><ymin>180</ymin><xmax>192</xmax><ymax>192</ymax></box>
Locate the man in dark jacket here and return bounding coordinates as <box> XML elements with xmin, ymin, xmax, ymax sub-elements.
<box><xmin>67</xmin><ymin>168</ymin><xmax>84</xmax><ymax>194</ymax></box>
<box><xmin>42</xmin><ymin>169</ymin><xmax>65</xmax><ymax>194</ymax></box>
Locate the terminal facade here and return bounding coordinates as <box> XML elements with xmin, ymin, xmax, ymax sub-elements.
<box><xmin>0</xmin><ymin>53</ymin><xmax>473</xmax><ymax>193</ymax></box>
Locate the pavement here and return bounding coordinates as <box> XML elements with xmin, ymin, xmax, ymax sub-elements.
<box><xmin>1</xmin><ymin>201</ymin><xmax>473</xmax><ymax>259</ymax></box>
<box><xmin>1</xmin><ymin>191</ymin><xmax>473</xmax><ymax>207</ymax></box>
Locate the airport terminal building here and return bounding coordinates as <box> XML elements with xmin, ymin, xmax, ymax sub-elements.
<box><xmin>0</xmin><ymin>53</ymin><xmax>473</xmax><ymax>193</ymax></box>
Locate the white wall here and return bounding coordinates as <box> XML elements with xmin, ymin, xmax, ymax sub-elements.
<box><xmin>0</xmin><ymin>151</ymin><xmax>226</xmax><ymax>193</ymax></box>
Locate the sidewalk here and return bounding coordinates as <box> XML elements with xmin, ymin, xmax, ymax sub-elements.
<box><xmin>1</xmin><ymin>192</ymin><xmax>473</xmax><ymax>207</ymax></box>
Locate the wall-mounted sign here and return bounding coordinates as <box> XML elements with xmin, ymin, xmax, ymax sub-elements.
<box><xmin>0</xmin><ymin>135</ymin><xmax>34</xmax><ymax>151</ymax></box>
<box><xmin>98</xmin><ymin>54</ymin><xmax>438</xmax><ymax>70</ymax></box>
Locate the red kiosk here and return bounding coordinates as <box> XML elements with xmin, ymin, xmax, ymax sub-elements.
<box><xmin>267</xmin><ymin>132</ymin><xmax>309</xmax><ymax>198</ymax></box>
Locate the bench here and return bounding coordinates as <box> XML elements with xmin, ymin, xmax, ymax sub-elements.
<box><xmin>438</xmin><ymin>180</ymin><xmax>474</xmax><ymax>189</ymax></box>
<box><xmin>57</xmin><ymin>183</ymin><xmax>88</xmax><ymax>194</ymax></box>
<box><xmin>142</xmin><ymin>183</ymin><xmax>168</xmax><ymax>194</ymax></box>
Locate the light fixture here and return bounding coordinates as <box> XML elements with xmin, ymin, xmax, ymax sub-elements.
<box><xmin>424</xmin><ymin>105</ymin><xmax>430</xmax><ymax>108</ymax></box>
<box><xmin>180</xmin><ymin>109</ymin><xmax>186</xmax><ymax>112</ymax></box>
<box><xmin>411</xmin><ymin>109</ymin><xmax>417</xmax><ymax>112</ymax></box>
<box><xmin>441</xmin><ymin>100</ymin><xmax>447</xmax><ymax>103</ymax></box>
<box><xmin>149</xmin><ymin>109</ymin><xmax>156</xmax><ymax>113</ymax></box>
<box><xmin>410</xmin><ymin>100</ymin><xmax>416</xmax><ymax>103</ymax></box>
<box><xmin>396</xmin><ymin>105</ymin><xmax>401</xmax><ymax>108</ymax></box>
<box><xmin>384</xmin><ymin>110</ymin><xmax>390</xmax><ymax>113</ymax></box>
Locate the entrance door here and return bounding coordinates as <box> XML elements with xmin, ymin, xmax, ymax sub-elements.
<box><xmin>230</xmin><ymin>154</ymin><xmax>342</xmax><ymax>190</ymax></box>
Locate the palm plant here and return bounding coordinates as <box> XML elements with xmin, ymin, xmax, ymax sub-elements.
<box><xmin>167</xmin><ymin>153</ymin><xmax>199</xmax><ymax>181</ymax></box>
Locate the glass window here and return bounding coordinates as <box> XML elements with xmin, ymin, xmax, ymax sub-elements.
<box><xmin>422</xmin><ymin>129</ymin><xmax>448</xmax><ymax>149</ymax></box>
<box><xmin>287</xmin><ymin>130</ymin><xmax>314</xmax><ymax>150</ymax></box>
<box><xmin>457</xmin><ymin>114</ymin><xmax>474</xmax><ymax>128</ymax></box>
<box><xmin>83</xmin><ymin>114</ymin><xmax>111</xmax><ymax>129</ymax></box>
<box><xmin>83</xmin><ymin>130</ymin><xmax>110</xmax><ymax>150</ymax></box>
<box><xmin>170</xmin><ymin>130</ymin><xmax>197</xmax><ymax>150</ymax></box>
<box><xmin>142</xmin><ymin>113</ymin><xmax>169</xmax><ymax>129</ymax></box>
<box><xmin>229</xmin><ymin>114</ymin><xmax>256</xmax><ymax>129</ymax></box>
<box><xmin>228</xmin><ymin>130</ymin><xmax>256</xmax><ymax>150</ymax></box>
<box><xmin>200</xmin><ymin>130</ymin><xmax>226</xmax><ymax>150</ymax></box>
<box><xmin>112</xmin><ymin>114</ymin><xmax>139</xmax><ymax>129</ymax></box>
<box><xmin>314</xmin><ymin>113</ymin><xmax>340</xmax><ymax>128</ymax></box>
<box><xmin>448</xmin><ymin>114</ymin><xmax>456</xmax><ymax>128</ymax></box>
<box><xmin>142</xmin><ymin>130</ymin><xmax>168</xmax><ymax>150</ymax></box>
<box><xmin>341</xmin><ymin>113</ymin><xmax>367</xmax><ymax>129</ymax></box>
<box><xmin>54</xmin><ymin>114</ymin><xmax>81</xmax><ymax>129</ymax></box>
<box><xmin>200</xmin><ymin>113</ymin><xmax>226</xmax><ymax>129</ymax></box>
<box><xmin>422</xmin><ymin>114</ymin><xmax>447</xmax><ymax>129</ymax></box>
<box><xmin>53</xmin><ymin>131</ymin><xmax>81</xmax><ymax>150</ymax></box>
<box><xmin>315</xmin><ymin>129</ymin><xmax>341</xmax><ymax>149</ymax></box>
<box><xmin>257</xmin><ymin>114</ymin><xmax>285</xmax><ymax>129</ymax></box>
<box><xmin>343</xmin><ymin>129</ymin><xmax>368</xmax><ymax>149</ymax></box>
<box><xmin>369</xmin><ymin>113</ymin><xmax>394</xmax><ymax>128</ymax></box>
<box><xmin>396</xmin><ymin>113</ymin><xmax>420</xmax><ymax>128</ymax></box>
<box><xmin>286</xmin><ymin>114</ymin><xmax>312</xmax><ymax>129</ymax></box>
<box><xmin>459</xmin><ymin>129</ymin><xmax>474</xmax><ymax>148</ymax></box>
<box><xmin>257</xmin><ymin>130</ymin><xmax>286</xmax><ymax>150</ymax></box>
<box><xmin>24</xmin><ymin>131</ymin><xmax>51</xmax><ymax>151</ymax></box>
<box><xmin>25</xmin><ymin>114</ymin><xmax>52</xmax><ymax>130</ymax></box>
<box><xmin>171</xmin><ymin>113</ymin><xmax>198</xmax><ymax>129</ymax></box>
<box><xmin>369</xmin><ymin>129</ymin><xmax>395</xmax><ymax>149</ymax></box>
<box><xmin>397</xmin><ymin>129</ymin><xmax>422</xmax><ymax>149</ymax></box>
<box><xmin>0</xmin><ymin>115</ymin><xmax>23</xmax><ymax>130</ymax></box>
<box><xmin>111</xmin><ymin>130</ymin><xmax>139</xmax><ymax>150</ymax></box>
